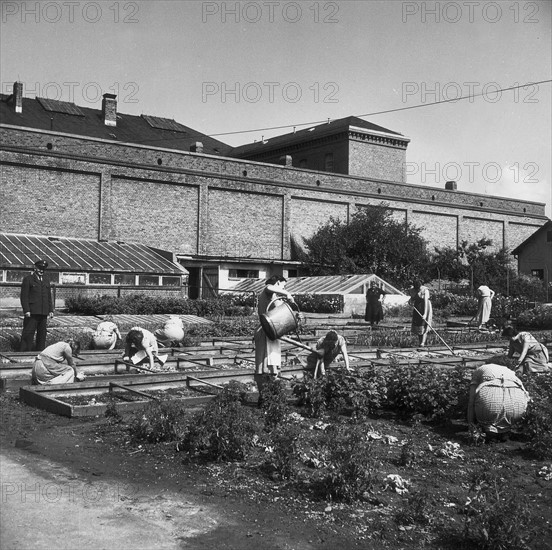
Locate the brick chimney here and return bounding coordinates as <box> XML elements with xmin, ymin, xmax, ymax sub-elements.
<box><xmin>13</xmin><ymin>81</ymin><xmax>23</xmax><ymax>113</ymax></box>
<box><xmin>102</xmin><ymin>93</ymin><xmax>117</xmax><ymax>127</ymax></box>
<box><xmin>445</xmin><ymin>181</ymin><xmax>457</xmax><ymax>191</ymax></box>
<box><xmin>280</xmin><ymin>155</ymin><xmax>293</xmax><ymax>166</ymax></box>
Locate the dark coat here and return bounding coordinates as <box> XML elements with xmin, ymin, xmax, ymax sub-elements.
<box><xmin>20</xmin><ymin>274</ymin><xmax>53</xmax><ymax>315</ymax></box>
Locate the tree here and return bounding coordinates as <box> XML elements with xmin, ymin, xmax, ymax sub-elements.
<box><xmin>300</xmin><ymin>204</ymin><xmax>432</xmax><ymax>286</ymax></box>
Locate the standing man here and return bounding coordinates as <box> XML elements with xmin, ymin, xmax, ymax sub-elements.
<box><xmin>20</xmin><ymin>259</ymin><xmax>54</xmax><ymax>352</ymax></box>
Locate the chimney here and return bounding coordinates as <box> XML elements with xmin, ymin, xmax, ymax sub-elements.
<box><xmin>445</xmin><ymin>180</ymin><xmax>457</xmax><ymax>191</ymax></box>
<box><xmin>190</xmin><ymin>142</ymin><xmax>203</xmax><ymax>153</ymax></box>
<box><xmin>102</xmin><ymin>93</ymin><xmax>117</xmax><ymax>127</ymax></box>
<box><xmin>13</xmin><ymin>81</ymin><xmax>23</xmax><ymax>113</ymax></box>
<box><xmin>280</xmin><ymin>155</ymin><xmax>292</xmax><ymax>167</ymax></box>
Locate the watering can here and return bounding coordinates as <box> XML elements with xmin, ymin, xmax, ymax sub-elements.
<box><xmin>260</xmin><ymin>298</ymin><xmax>300</xmax><ymax>341</ymax></box>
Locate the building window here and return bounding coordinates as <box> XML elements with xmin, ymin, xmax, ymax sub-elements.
<box><xmin>114</xmin><ymin>274</ymin><xmax>136</xmax><ymax>286</ymax></box>
<box><xmin>6</xmin><ymin>270</ymin><xmax>31</xmax><ymax>282</ymax></box>
<box><xmin>162</xmin><ymin>276</ymin><xmax>181</xmax><ymax>287</ymax></box>
<box><xmin>89</xmin><ymin>273</ymin><xmax>112</xmax><ymax>285</ymax></box>
<box><xmin>287</xmin><ymin>269</ymin><xmax>298</xmax><ymax>278</ymax></box>
<box><xmin>60</xmin><ymin>273</ymin><xmax>86</xmax><ymax>285</ymax></box>
<box><xmin>531</xmin><ymin>269</ymin><xmax>544</xmax><ymax>279</ymax></box>
<box><xmin>324</xmin><ymin>153</ymin><xmax>334</xmax><ymax>172</ymax></box>
<box><xmin>229</xmin><ymin>269</ymin><xmax>259</xmax><ymax>279</ymax></box>
<box><xmin>138</xmin><ymin>275</ymin><xmax>161</xmax><ymax>286</ymax></box>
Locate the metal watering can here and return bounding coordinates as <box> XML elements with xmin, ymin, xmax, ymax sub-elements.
<box><xmin>260</xmin><ymin>298</ymin><xmax>301</xmax><ymax>341</ymax></box>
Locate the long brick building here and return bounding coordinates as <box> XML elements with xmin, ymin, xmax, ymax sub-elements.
<box><xmin>0</xmin><ymin>81</ymin><xmax>548</xmax><ymax>298</ymax></box>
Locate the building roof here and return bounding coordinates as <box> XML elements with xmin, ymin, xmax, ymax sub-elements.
<box><xmin>0</xmin><ymin>94</ymin><xmax>232</xmax><ymax>156</ymax></box>
<box><xmin>230</xmin><ymin>116</ymin><xmax>407</xmax><ymax>158</ymax></box>
<box><xmin>0</xmin><ymin>233</ymin><xmax>187</xmax><ymax>275</ymax></box>
<box><xmin>511</xmin><ymin>220</ymin><xmax>552</xmax><ymax>255</ymax></box>
<box><xmin>230</xmin><ymin>274</ymin><xmax>405</xmax><ymax>296</ymax></box>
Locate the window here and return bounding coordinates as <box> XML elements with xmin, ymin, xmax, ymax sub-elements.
<box><xmin>114</xmin><ymin>274</ymin><xmax>136</xmax><ymax>286</ymax></box>
<box><xmin>6</xmin><ymin>270</ymin><xmax>31</xmax><ymax>282</ymax></box>
<box><xmin>287</xmin><ymin>269</ymin><xmax>298</xmax><ymax>278</ymax></box>
<box><xmin>162</xmin><ymin>276</ymin><xmax>181</xmax><ymax>287</ymax></box>
<box><xmin>138</xmin><ymin>275</ymin><xmax>160</xmax><ymax>286</ymax></box>
<box><xmin>229</xmin><ymin>269</ymin><xmax>259</xmax><ymax>279</ymax></box>
<box><xmin>60</xmin><ymin>273</ymin><xmax>86</xmax><ymax>285</ymax></box>
<box><xmin>531</xmin><ymin>269</ymin><xmax>544</xmax><ymax>279</ymax></box>
<box><xmin>324</xmin><ymin>153</ymin><xmax>334</xmax><ymax>172</ymax></box>
<box><xmin>89</xmin><ymin>273</ymin><xmax>112</xmax><ymax>285</ymax></box>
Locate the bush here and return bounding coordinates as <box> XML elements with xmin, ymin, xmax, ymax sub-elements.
<box><xmin>264</xmin><ymin>424</ymin><xmax>300</xmax><ymax>480</ymax></box>
<box><xmin>388</xmin><ymin>365</ymin><xmax>470</xmax><ymax>420</ymax></box>
<box><xmin>259</xmin><ymin>377</ymin><xmax>291</xmax><ymax>431</ymax></box>
<box><xmin>521</xmin><ymin>374</ymin><xmax>552</xmax><ymax>460</ymax></box>
<box><xmin>516</xmin><ymin>306</ymin><xmax>552</xmax><ymax>330</ymax></box>
<box><xmin>316</xmin><ymin>424</ymin><xmax>378</xmax><ymax>502</ymax></box>
<box><xmin>461</xmin><ymin>468</ymin><xmax>534</xmax><ymax>549</ymax></box>
<box><xmin>178</xmin><ymin>382</ymin><xmax>258</xmax><ymax>461</ymax></box>
<box><xmin>128</xmin><ymin>398</ymin><xmax>187</xmax><ymax>444</ymax></box>
<box><xmin>294</xmin><ymin>294</ymin><xmax>343</xmax><ymax>314</ymax></box>
<box><xmin>292</xmin><ymin>374</ymin><xmax>327</xmax><ymax>418</ymax></box>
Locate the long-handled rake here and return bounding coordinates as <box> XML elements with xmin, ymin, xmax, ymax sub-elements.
<box><xmin>412</xmin><ymin>306</ymin><xmax>457</xmax><ymax>355</ymax></box>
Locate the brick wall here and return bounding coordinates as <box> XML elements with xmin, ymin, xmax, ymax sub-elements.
<box><xmin>0</xmin><ymin>127</ymin><xmax>548</xmax><ymax>267</ymax></box>
<box><xmin>206</xmin><ymin>187</ymin><xmax>284</xmax><ymax>259</ymax></box>
<box><xmin>290</xmin><ymin>197</ymin><xmax>349</xmax><ymax>242</ymax></box>
<box><xmin>349</xmin><ymin>140</ymin><xmax>406</xmax><ymax>181</ymax></box>
<box><xmin>410</xmin><ymin>211</ymin><xmax>458</xmax><ymax>250</ymax></box>
<box><xmin>1</xmin><ymin>164</ymin><xmax>100</xmax><ymax>237</ymax></box>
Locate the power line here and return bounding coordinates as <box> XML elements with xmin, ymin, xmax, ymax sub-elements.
<box><xmin>206</xmin><ymin>79</ymin><xmax>552</xmax><ymax>138</ymax></box>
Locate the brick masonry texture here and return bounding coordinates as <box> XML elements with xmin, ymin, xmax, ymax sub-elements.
<box><xmin>349</xmin><ymin>140</ymin><xmax>405</xmax><ymax>181</ymax></box>
<box><xmin>0</xmin><ymin>127</ymin><xmax>548</xmax><ymax>264</ymax></box>
<box><xmin>290</xmin><ymin>198</ymin><xmax>349</xmax><ymax>246</ymax></box>
<box><xmin>207</xmin><ymin>188</ymin><xmax>283</xmax><ymax>259</ymax></box>
<box><xmin>1</xmin><ymin>164</ymin><xmax>100</xmax><ymax>238</ymax></box>
<box><xmin>410</xmin><ymin>212</ymin><xmax>458</xmax><ymax>250</ymax></box>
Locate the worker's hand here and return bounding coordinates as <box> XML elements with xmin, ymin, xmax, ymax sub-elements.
<box><xmin>123</xmin><ymin>356</ymin><xmax>130</xmax><ymax>362</ymax></box>
<box><xmin>24</xmin><ymin>312</ymin><xmax>31</xmax><ymax>318</ymax></box>
<box><xmin>48</xmin><ymin>312</ymin><xmax>54</xmax><ymax>319</ymax></box>
<box><xmin>75</xmin><ymin>372</ymin><xmax>86</xmax><ymax>381</ymax></box>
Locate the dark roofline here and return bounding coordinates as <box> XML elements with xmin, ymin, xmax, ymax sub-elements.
<box><xmin>511</xmin><ymin>219</ymin><xmax>552</xmax><ymax>254</ymax></box>
<box><xmin>230</xmin><ymin>115</ymin><xmax>408</xmax><ymax>157</ymax></box>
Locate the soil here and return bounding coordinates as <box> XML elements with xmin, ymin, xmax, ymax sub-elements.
<box><xmin>2</xmin><ymin>385</ymin><xmax>552</xmax><ymax>550</ymax></box>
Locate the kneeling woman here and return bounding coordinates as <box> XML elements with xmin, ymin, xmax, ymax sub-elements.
<box><xmin>467</xmin><ymin>363</ymin><xmax>529</xmax><ymax>438</ymax></box>
<box><xmin>502</xmin><ymin>326</ymin><xmax>550</xmax><ymax>375</ymax></box>
<box><xmin>124</xmin><ymin>327</ymin><xmax>167</xmax><ymax>370</ymax></box>
<box><xmin>306</xmin><ymin>330</ymin><xmax>351</xmax><ymax>377</ymax></box>
<box><xmin>32</xmin><ymin>339</ymin><xmax>83</xmax><ymax>385</ymax></box>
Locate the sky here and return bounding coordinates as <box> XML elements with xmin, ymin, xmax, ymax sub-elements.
<box><xmin>1</xmin><ymin>0</ymin><xmax>551</xmax><ymax>217</ymax></box>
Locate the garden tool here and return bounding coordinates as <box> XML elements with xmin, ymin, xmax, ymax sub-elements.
<box><xmin>412</xmin><ymin>306</ymin><xmax>457</xmax><ymax>355</ymax></box>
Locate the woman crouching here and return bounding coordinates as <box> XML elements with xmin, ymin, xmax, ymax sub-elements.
<box><xmin>467</xmin><ymin>363</ymin><xmax>529</xmax><ymax>441</ymax></box>
<box><xmin>32</xmin><ymin>339</ymin><xmax>84</xmax><ymax>385</ymax></box>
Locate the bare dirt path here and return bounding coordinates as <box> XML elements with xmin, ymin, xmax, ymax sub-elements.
<box><xmin>0</xmin><ymin>392</ymin><xmax>342</xmax><ymax>550</ymax></box>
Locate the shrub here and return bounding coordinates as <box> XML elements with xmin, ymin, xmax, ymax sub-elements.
<box><xmin>461</xmin><ymin>468</ymin><xmax>534</xmax><ymax>549</ymax></box>
<box><xmin>324</xmin><ymin>367</ymin><xmax>388</xmax><ymax>418</ymax></box>
<box><xmin>260</xmin><ymin>377</ymin><xmax>290</xmax><ymax>431</ymax></box>
<box><xmin>316</xmin><ymin>424</ymin><xmax>378</xmax><ymax>503</ymax></box>
<box><xmin>294</xmin><ymin>293</ymin><xmax>343</xmax><ymax>314</ymax></box>
<box><xmin>128</xmin><ymin>398</ymin><xmax>187</xmax><ymax>444</ymax></box>
<box><xmin>265</xmin><ymin>424</ymin><xmax>300</xmax><ymax>480</ymax></box>
<box><xmin>516</xmin><ymin>305</ymin><xmax>552</xmax><ymax>330</ymax></box>
<box><xmin>387</xmin><ymin>365</ymin><xmax>470</xmax><ymax>420</ymax></box>
<box><xmin>179</xmin><ymin>382</ymin><xmax>258</xmax><ymax>461</ymax></box>
<box><xmin>292</xmin><ymin>374</ymin><xmax>327</xmax><ymax>419</ymax></box>
<box><xmin>520</xmin><ymin>374</ymin><xmax>552</xmax><ymax>460</ymax></box>
<box><xmin>395</xmin><ymin>489</ymin><xmax>438</xmax><ymax>527</ymax></box>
